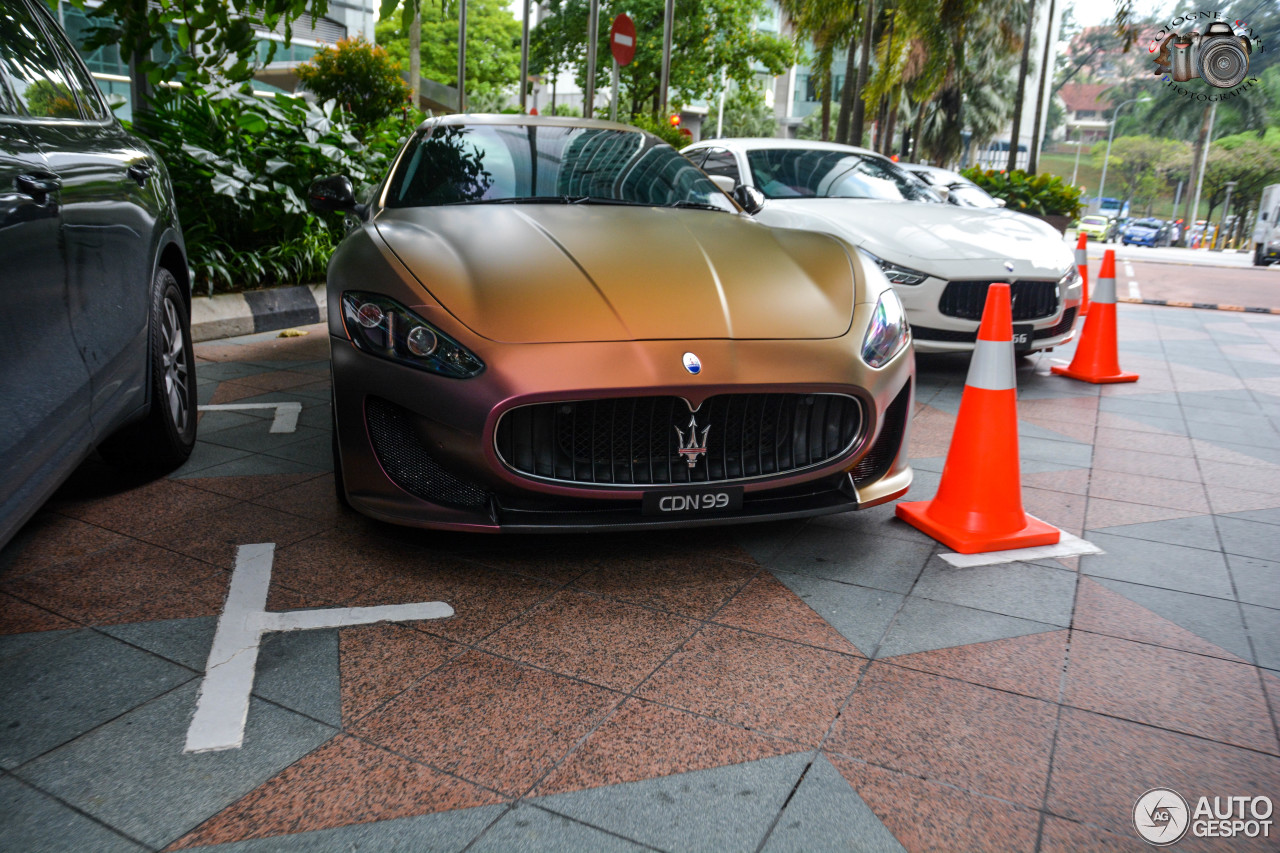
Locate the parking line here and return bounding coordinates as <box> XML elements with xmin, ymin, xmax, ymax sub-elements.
<box><xmin>185</xmin><ymin>543</ymin><xmax>453</xmax><ymax>753</ymax></box>
<box><xmin>199</xmin><ymin>402</ymin><xmax>303</xmax><ymax>433</ymax></box>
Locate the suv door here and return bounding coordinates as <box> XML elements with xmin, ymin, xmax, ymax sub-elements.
<box><xmin>0</xmin><ymin>7</ymin><xmax>92</xmax><ymax>531</ymax></box>
<box><xmin>24</xmin><ymin>0</ymin><xmax>160</xmax><ymax>434</ymax></box>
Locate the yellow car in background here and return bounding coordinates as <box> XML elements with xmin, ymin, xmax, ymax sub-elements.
<box><xmin>1077</xmin><ymin>215</ymin><xmax>1116</xmax><ymax>242</ymax></box>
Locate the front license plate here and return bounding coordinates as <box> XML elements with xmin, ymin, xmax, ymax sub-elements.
<box><xmin>643</xmin><ymin>486</ymin><xmax>744</xmax><ymax>517</ymax></box>
<box><xmin>1012</xmin><ymin>324</ymin><xmax>1034</xmax><ymax>352</ymax></box>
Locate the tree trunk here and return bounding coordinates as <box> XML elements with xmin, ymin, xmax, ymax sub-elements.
<box><xmin>913</xmin><ymin>99</ymin><xmax>926</xmax><ymax>161</ymax></box>
<box><xmin>850</xmin><ymin>0</ymin><xmax>876</xmax><ymax>145</ymax></box>
<box><xmin>821</xmin><ymin>90</ymin><xmax>832</xmax><ymax>141</ymax></box>
<box><xmin>409</xmin><ymin>4</ymin><xmax>422</xmax><ymax>108</ymax></box>
<box><xmin>126</xmin><ymin>0</ymin><xmax>153</xmax><ymax>116</ymax></box>
<box><xmin>835</xmin><ymin>10</ymin><xmax>859</xmax><ymax>144</ymax></box>
<box><xmin>1028</xmin><ymin>0</ymin><xmax>1056</xmax><ymax>173</ymax></box>
<box><xmin>883</xmin><ymin>88</ymin><xmax>900</xmax><ymax>156</ymax></box>
<box><xmin>1007</xmin><ymin>0</ymin><xmax>1037</xmax><ymax>171</ymax></box>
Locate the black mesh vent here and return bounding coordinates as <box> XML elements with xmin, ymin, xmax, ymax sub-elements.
<box><xmin>495</xmin><ymin>394</ymin><xmax>863</xmax><ymax>486</ymax></box>
<box><xmin>365</xmin><ymin>398</ymin><xmax>488</xmax><ymax>509</ymax></box>
<box><xmin>913</xmin><ymin>307</ymin><xmax>1077</xmax><ymax>344</ymax></box>
<box><xmin>852</xmin><ymin>383</ymin><xmax>911</xmax><ymax>487</ymax></box>
<box><xmin>939</xmin><ymin>280</ymin><xmax>1060</xmax><ymax>321</ymax></box>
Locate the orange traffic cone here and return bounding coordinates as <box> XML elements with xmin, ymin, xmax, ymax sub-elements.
<box><xmin>1075</xmin><ymin>232</ymin><xmax>1090</xmax><ymax>316</ymax></box>
<box><xmin>896</xmin><ymin>284</ymin><xmax>1061</xmax><ymax>554</ymax></box>
<box><xmin>1051</xmin><ymin>249</ymin><xmax>1139</xmax><ymax>384</ymax></box>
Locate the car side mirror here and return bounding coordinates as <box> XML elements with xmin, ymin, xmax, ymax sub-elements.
<box><xmin>994</xmin><ymin>198</ymin><xmax>1007</xmax><ymax>207</ymax></box>
<box><xmin>732</xmin><ymin>185</ymin><xmax>765</xmax><ymax>215</ymax></box>
<box><xmin>309</xmin><ymin>175</ymin><xmax>357</xmax><ymax>213</ymax></box>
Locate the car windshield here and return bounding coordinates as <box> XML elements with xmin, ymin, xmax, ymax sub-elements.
<box><xmin>384</xmin><ymin>123</ymin><xmax>736</xmax><ymax>212</ymax></box>
<box><xmin>744</xmin><ymin>148</ymin><xmax>941</xmax><ymax>202</ymax></box>
<box><xmin>1132</xmin><ymin>218</ymin><xmax>1162</xmax><ymax>228</ymax></box>
<box><xmin>1082</xmin><ymin>217</ymin><xmax>1107</xmax><ymax>226</ymax></box>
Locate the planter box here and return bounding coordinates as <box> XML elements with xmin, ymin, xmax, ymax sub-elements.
<box><xmin>1030</xmin><ymin>214</ymin><xmax>1072</xmax><ymax>234</ymax></box>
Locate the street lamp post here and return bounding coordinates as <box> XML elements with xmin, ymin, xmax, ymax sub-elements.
<box><xmin>1096</xmin><ymin>96</ymin><xmax>1151</xmax><ymax>210</ymax></box>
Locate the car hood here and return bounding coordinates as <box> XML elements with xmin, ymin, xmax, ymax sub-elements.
<box><xmin>759</xmin><ymin>199</ymin><xmax>1072</xmax><ymax>269</ymax></box>
<box><xmin>373</xmin><ymin>206</ymin><xmax>858</xmax><ymax>344</ymax></box>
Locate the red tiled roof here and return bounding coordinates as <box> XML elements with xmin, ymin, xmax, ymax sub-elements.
<box><xmin>1060</xmin><ymin>83</ymin><xmax>1113</xmax><ymax>112</ymax></box>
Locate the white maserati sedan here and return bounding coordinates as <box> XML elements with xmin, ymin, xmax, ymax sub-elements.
<box><xmin>683</xmin><ymin>138</ymin><xmax>1081</xmax><ymax>354</ymax></box>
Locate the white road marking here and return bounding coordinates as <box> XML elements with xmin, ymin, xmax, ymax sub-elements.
<box><xmin>938</xmin><ymin>527</ymin><xmax>1103</xmax><ymax>568</ymax></box>
<box><xmin>1129</xmin><ymin>280</ymin><xmax>1142</xmax><ymax>300</ymax></box>
<box><xmin>1124</xmin><ymin>261</ymin><xmax>1136</xmax><ymax>277</ymax></box>
<box><xmin>199</xmin><ymin>402</ymin><xmax>303</xmax><ymax>433</ymax></box>
<box><xmin>184</xmin><ymin>543</ymin><xmax>453</xmax><ymax>753</ymax></box>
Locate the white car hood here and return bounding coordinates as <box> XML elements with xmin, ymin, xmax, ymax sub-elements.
<box><xmin>757</xmin><ymin>199</ymin><xmax>1073</xmax><ymax>276</ymax></box>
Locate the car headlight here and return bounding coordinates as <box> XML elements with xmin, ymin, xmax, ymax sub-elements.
<box><xmin>859</xmin><ymin>249</ymin><xmax>929</xmax><ymax>286</ymax></box>
<box><xmin>862</xmin><ymin>288</ymin><xmax>910</xmax><ymax>368</ymax></box>
<box><xmin>1058</xmin><ymin>265</ymin><xmax>1081</xmax><ymax>296</ymax></box>
<box><xmin>341</xmin><ymin>291</ymin><xmax>484</xmax><ymax>378</ymax></box>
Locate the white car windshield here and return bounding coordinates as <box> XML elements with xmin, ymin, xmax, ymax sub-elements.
<box><xmin>745</xmin><ymin>148</ymin><xmax>941</xmax><ymax>202</ymax></box>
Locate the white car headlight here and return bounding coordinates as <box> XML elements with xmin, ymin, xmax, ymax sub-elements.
<box><xmin>862</xmin><ymin>288</ymin><xmax>910</xmax><ymax>368</ymax></box>
<box><xmin>859</xmin><ymin>249</ymin><xmax>929</xmax><ymax>286</ymax></box>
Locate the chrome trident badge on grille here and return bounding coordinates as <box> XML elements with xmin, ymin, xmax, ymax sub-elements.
<box><xmin>675</xmin><ymin>416</ymin><xmax>710</xmax><ymax>468</ymax></box>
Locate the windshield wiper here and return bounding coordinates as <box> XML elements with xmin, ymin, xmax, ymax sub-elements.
<box><xmin>669</xmin><ymin>200</ymin><xmax>730</xmax><ymax>212</ymax></box>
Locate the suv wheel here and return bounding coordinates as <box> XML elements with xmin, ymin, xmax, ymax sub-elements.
<box><xmin>100</xmin><ymin>267</ymin><xmax>197</xmax><ymax>471</ymax></box>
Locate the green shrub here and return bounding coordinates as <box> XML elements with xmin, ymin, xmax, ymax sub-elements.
<box><xmin>294</xmin><ymin>36</ymin><xmax>411</xmax><ymax>138</ymax></box>
<box><xmin>135</xmin><ymin>87</ymin><xmax>422</xmax><ymax>295</ymax></box>
<box><xmin>959</xmin><ymin>167</ymin><xmax>1083</xmax><ymax>218</ymax></box>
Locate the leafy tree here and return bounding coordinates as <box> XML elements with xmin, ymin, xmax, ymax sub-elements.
<box><xmin>295</xmin><ymin>37</ymin><xmax>410</xmax><ymax>135</ymax></box>
<box><xmin>24</xmin><ymin>79</ymin><xmax>80</xmax><ymax>118</ymax></box>
<box><xmin>1200</xmin><ymin>128</ymin><xmax>1280</xmax><ymax>235</ymax></box>
<box><xmin>69</xmin><ymin>0</ymin><xmax>328</xmax><ymax>114</ymax></box>
<box><xmin>1090</xmin><ymin>135</ymin><xmax>1190</xmax><ymax>212</ymax></box>
<box><xmin>531</xmin><ymin>0</ymin><xmax>792</xmax><ymax>118</ymax></box>
<box><xmin>376</xmin><ymin>0</ymin><xmax>521</xmax><ymax>101</ymax></box>
<box><xmin>715</xmin><ymin>84</ymin><xmax>777</xmax><ymax>138</ymax></box>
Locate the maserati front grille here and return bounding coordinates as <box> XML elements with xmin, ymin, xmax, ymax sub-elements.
<box><xmin>495</xmin><ymin>393</ymin><xmax>864</xmax><ymax>486</ymax></box>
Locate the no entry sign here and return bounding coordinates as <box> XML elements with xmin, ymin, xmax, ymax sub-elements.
<box><xmin>611</xmin><ymin>14</ymin><xmax>636</xmax><ymax>66</ymax></box>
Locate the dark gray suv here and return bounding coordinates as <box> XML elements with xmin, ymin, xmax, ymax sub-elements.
<box><xmin>0</xmin><ymin>0</ymin><xmax>194</xmax><ymax>547</ymax></box>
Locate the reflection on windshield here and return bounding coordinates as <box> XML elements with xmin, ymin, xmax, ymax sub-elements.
<box><xmin>745</xmin><ymin>149</ymin><xmax>940</xmax><ymax>202</ymax></box>
<box><xmin>385</xmin><ymin>123</ymin><xmax>736</xmax><ymax>212</ymax></box>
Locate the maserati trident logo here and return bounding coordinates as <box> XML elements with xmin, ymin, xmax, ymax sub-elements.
<box><xmin>675</xmin><ymin>416</ymin><xmax>710</xmax><ymax>468</ymax></box>
<box><xmin>682</xmin><ymin>352</ymin><xmax>702</xmax><ymax>375</ymax></box>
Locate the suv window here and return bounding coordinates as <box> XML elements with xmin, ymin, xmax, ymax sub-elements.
<box><xmin>34</xmin><ymin>2</ymin><xmax>107</xmax><ymax>120</ymax></box>
<box><xmin>0</xmin><ymin>0</ymin><xmax>90</xmax><ymax>119</ymax></box>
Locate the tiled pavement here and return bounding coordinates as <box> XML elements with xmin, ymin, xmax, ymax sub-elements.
<box><xmin>2</xmin><ymin>305</ymin><xmax>1279</xmax><ymax>851</ymax></box>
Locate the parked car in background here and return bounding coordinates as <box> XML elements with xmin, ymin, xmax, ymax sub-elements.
<box><xmin>311</xmin><ymin>116</ymin><xmax>914</xmax><ymax>532</ymax></box>
<box><xmin>0</xmin><ymin>0</ymin><xmax>194</xmax><ymax>548</ymax></box>
<box><xmin>1253</xmin><ymin>183</ymin><xmax>1280</xmax><ymax>265</ymax></box>
<box><xmin>1077</xmin><ymin>214</ymin><xmax>1117</xmax><ymax>242</ymax></box>
<box><xmin>1122</xmin><ymin>218</ymin><xmax>1175</xmax><ymax>247</ymax></box>
<box><xmin>901</xmin><ymin>163</ymin><xmax>1005</xmax><ymax>209</ymax></box>
<box><xmin>683</xmin><ymin>138</ymin><xmax>1081</xmax><ymax>354</ymax></box>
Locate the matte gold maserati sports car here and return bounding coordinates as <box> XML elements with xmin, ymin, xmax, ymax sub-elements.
<box><xmin>310</xmin><ymin>115</ymin><xmax>913</xmax><ymax>532</ymax></box>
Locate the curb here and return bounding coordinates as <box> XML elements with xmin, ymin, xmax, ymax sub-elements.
<box><xmin>191</xmin><ymin>285</ymin><xmax>326</xmax><ymax>342</ymax></box>
<box><xmin>1118</xmin><ymin>296</ymin><xmax>1280</xmax><ymax>314</ymax></box>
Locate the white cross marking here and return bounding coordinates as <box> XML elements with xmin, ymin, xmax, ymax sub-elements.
<box><xmin>199</xmin><ymin>402</ymin><xmax>303</xmax><ymax>433</ymax></box>
<box><xmin>184</xmin><ymin>543</ymin><xmax>453</xmax><ymax>753</ymax></box>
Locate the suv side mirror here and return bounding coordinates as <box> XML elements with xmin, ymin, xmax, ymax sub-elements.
<box><xmin>732</xmin><ymin>184</ymin><xmax>765</xmax><ymax>215</ymax></box>
<box><xmin>309</xmin><ymin>175</ymin><xmax>357</xmax><ymax>213</ymax></box>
